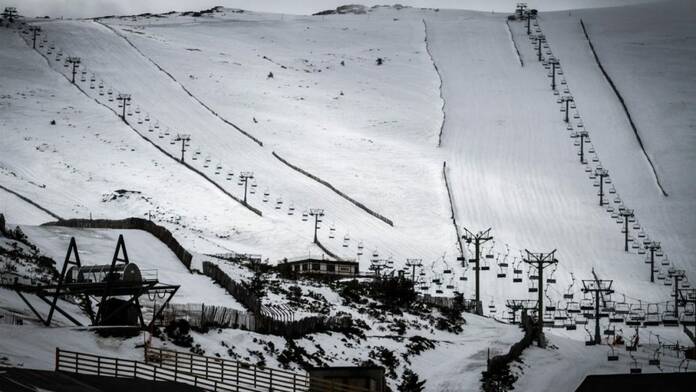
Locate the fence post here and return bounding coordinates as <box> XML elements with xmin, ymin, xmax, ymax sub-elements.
<box><xmin>97</xmin><ymin>356</ymin><xmax>101</xmax><ymax>376</ymax></box>
<box><xmin>75</xmin><ymin>352</ymin><xmax>80</xmax><ymax>373</ymax></box>
<box><xmin>133</xmin><ymin>360</ymin><xmax>138</xmax><ymax>378</ymax></box>
<box><xmin>54</xmin><ymin>347</ymin><xmax>59</xmax><ymax>371</ymax></box>
<box><xmin>115</xmin><ymin>358</ymin><xmax>119</xmax><ymax>377</ymax></box>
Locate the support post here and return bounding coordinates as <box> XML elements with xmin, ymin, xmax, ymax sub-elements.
<box><xmin>463</xmin><ymin>227</ymin><xmax>493</xmax><ymax>315</ymax></box>
<box><xmin>522</xmin><ymin>249</ymin><xmax>559</xmax><ymax>341</ymax></box>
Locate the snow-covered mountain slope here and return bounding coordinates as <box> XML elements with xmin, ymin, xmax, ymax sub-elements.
<box><xmin>2</xmin><ymin>2</ymin><xmax>693</xmax><ymax>306</ymax></box>
<box><xmin>541</xmin><ymin>0</ymin><xmax>696</xmax><ymax>281</ymax></box>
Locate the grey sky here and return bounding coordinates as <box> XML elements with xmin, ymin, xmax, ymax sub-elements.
<box><xmin>8</xmin><ymin>0</ymin><xmax>662</xmax><ymax>19</ymax></box>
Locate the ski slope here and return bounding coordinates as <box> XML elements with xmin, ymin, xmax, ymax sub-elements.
<box><xmin>25</xmin><ymin>15</ymin><xmax>456</xmax><ymax>267</ymax></box>
<box><xmin>1</xmin><ymin>2</ymin><xmax>694</xmax><ymax>390</ymax></box>
<box><xmin>1</xmin><ymin>2</ymin><xmax>692</xmax><ymax>311</ymax></box>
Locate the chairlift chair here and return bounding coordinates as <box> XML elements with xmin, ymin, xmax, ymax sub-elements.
<box><xmin>275</xmin><ymin>198</ymin><xmax>283</xmax><ymax>210</ymax></box>
<box><xmin>607</xmin><ymin>346</ymin><xmax>619</xmax><ymax>361</ymax></box>
<box><xmin>643</xmin><ymin>304</ymin><xmax>661</xmax><ymax>326</ymax></box>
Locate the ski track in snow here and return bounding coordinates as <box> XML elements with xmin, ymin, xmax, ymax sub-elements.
<box><xmin>422</xmin><ymin>19</ymin><xmax>446</xmax><ymax>147</ymax></box>
<box><xmin>96</xmin><ymin>20</ymin><xmax>265</xmax><ymax>147</ymax></box>
<box><xmin>579</xmin><ymin>19</ymin><xmax>668</xmax><ymax>197</ymax></box>
<box><xmin>20</xmin><ymin>30</ymin><xmax>263</xmax><ymax>217</ymax></box>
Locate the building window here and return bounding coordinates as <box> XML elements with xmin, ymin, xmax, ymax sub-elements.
<box><xmin>326</xmin><ymin>264</ymin><xmax>336</xmax><ymax>272</ymax></box>
<box><xmin>338</xmin><ymin>265</ymin><xmax>352</xmax><ymax>273</ymax></box>
<box><xmin>302</xmin><ymin>263</ymin><xmax>308</xmax><ymax>271</ymax></box>
<box><xmin>312</xmin><ymin>263</ymin><xmax>320</xmax><ymax>271</ymax></box>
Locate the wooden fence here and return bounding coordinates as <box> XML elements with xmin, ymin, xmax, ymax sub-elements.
<box><xmin>202</xmin><ymin>261</ymin><xmax>352</xmax><ymax>338</ymax></box>
<box><xmin>157</xmin><ymin>303</ymin><xmax>255</xmax><ymax>331</ymax></box>
<box><xmin>272</xmin><ymin>151</ymin><xmax>393</xmax><ymax>226</ymax></box>
<box><xmin>43</xmin><ymin>217</ymin><xmax>192</xmax><ymax>270</ymax></box>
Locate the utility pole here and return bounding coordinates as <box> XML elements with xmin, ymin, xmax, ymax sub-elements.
<box><xmin>582</xmin><ymin>278</ymin><xmax>614</xmax><ymax>345</ymax></box>
<box><xmin>619</xmin><ymin>208</ymin><xmax>635</xmax><ymax>252</ymax></box>
<box><xmin>462</xmin><ymin>227</ymin><xmax>493</xmax><ymax>315</ymax></box>
<box><xmin>405</xmin><ymin>258</ymin><xmax>423</xmax><ymax>283</ymax></box>
<box><xmin>174</xmin><ymin>134</ymin><xmax>191</xmax><ymax>163</ymax></box>
<box><xmin>549</xmin><ymin>57</ymin><xmax>560</xmax><ymax>91</ymax></box>
<box><xmin>66</xmin><ymin>56</ymin><xmax>81</xmax><ymax>84</ymax></box>
<box><xmin>575</xmin><ymin>130</ymin><xmax>589</xmax><ymax>164</ymax></box>
<box><xmin>522</xmin><ymin>249</ymin><xmax>559</xmax><ymax>339</ymax></box>
<box><xmin>239</xmin><ymin>171</ymin><xmax>255</xmax><ymax>205</ymax></box>
<box><xmin>525</xmin><ymin>11</ymin><xmax>531</xmax><ymax>35</ymax></box>
<box><xmin>668</xmin><ymin>269</ymin><xmax>685</xmax><ymax>318</ymax></box>
<box><xmin>28</xmin><ymin>25</ymin><xmax>41</xmax><ymax>48</ymax></box>
<box><xmin>561</xmin><ymin>95</ymin><xmax>574</xmax><ymax>123</ymax></box>
<box><xmin>309</xmin><ymin>208</ymin><xmax>324</xmax><ymax>244</ymax></box>
<box><xmin>646</xmin><ymin>241</ymin><xmax>661</xmax><ymax>282</ymax></box>
<box><xmin>595</xmin><ymin>168</ymin><xmax>609</xmax><ymax>206</ymax></box>
<box><xmin>116</xmin><ymin>93</ymin><xmax>131</xmax><ymax>120</ymax></box>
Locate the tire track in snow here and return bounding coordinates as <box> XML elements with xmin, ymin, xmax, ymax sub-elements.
<box><xmin>422</xmin><ymin>19</ymin><xmax>446</xmax><ymax>147</ymax></box>
<box><xmin>505</xmin><ymin>20</ymin><xmax>524</xmax><ymax>67</ymax></box>
<box><xmin>0</xmin><ymin>184</ymin><xmax>64</xmax><ymax>221</ymax></box>
<box><xmin>95</xmin><ymin>20</ymin><xmax>264</xmax><ymax>147</ymax></box>
<box><xmin>271</xmin><ymin>151</ymin><xmax>394</xmax><ymax>227</ymax></box>
<box><xmin>20</xmin><ymin>29</ymin><xmax>263</xmax><ymax>217</ymax></box>
<box><xmin>580</xmin><ymin>19</ymin><xmax>668</xmax><ymax>197</ymax></box>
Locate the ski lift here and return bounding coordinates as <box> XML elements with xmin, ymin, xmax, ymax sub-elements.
<box><xmin>585</xmin><ymin>328</ymin><xmax>596</xmax><ymax>346</ymax></box>
<box><xmin>564</xmin><ymin>317</ymin><xmax>577</xmax><ymax>330</ymax></box>
<box><xmin>328</xmin><ymin>225</ymin><xmax>336</xmax><ymax>239</ymax></box>
<box><xmin>301</xmin><ymin>210</ymin><xmax>308</xmax><ymax>221</ymax></box>
<box><xmin>513</xmin><ymin>268</ymin><xmax>522</xmax><ymax>283</ymax></box>
<box><xmin>644</xmin><ymin>304</ymin><xmax>660</xmax><ymax>326</ymax></box>
<box><xmin>567</xmin><ymin>301</ymin><xmax>581</xmax><ymax>314</ymax></box>
<box><xmin>629</xmin><ymin>358</ymin><xmax>642</xmax><ymax>374</ymax></box>
<box><xmin>607</xmin><ymin>346</ymin><xmax>619</xmax><ymax>361</ymax></box>
<box><xmin>662</xmin><ymin>306</ymin><xmax>678</xmax><ymax>327</ymax></box>
<box><xmin>275</xmin><ymin>198</ymin><xmax>283</xmax><ymax>210</ymax></box>
<box><xmin>154</xmin><ymin>121</ymin><xmax>160</xmax><ymax>129</ymax></box>
<box><xmin>342</xmin><ymin>234</ymin><xmax>349</xmax><ymax>248</ymax></box>
<box><xmin>604</xmin><ymin>324</ymin><xmax>615</xmax><ymax>336</ymax></box>
<box><xmin>287</xmin><ymin>203</ymin><xmax>295</xmax><ymax>216</ymax></box>
<box><xmin>580</xmin><ymin>296</ymin><xmax>594</xmax><ymax>312</ymax></box>
<box><xmin>661</xmin><ymin>255</ymin><xmax>670</xmax><ymax>266</ymax></box>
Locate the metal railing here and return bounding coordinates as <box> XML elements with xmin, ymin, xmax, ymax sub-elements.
<box><xmin>56</xmin><ymin>348</ymin><xmax>240</xmax><ymax>391</ymax></box>
<box><xmin>146</xmin><ymin>346</ymin><xmax>371</xmax><ymax>392</ymax></box>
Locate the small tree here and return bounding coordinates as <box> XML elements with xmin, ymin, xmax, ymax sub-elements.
<box><xmin>398</xmin><ymin>368</ymin><xmax>426</xmax><ymax>392</ymax></box>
